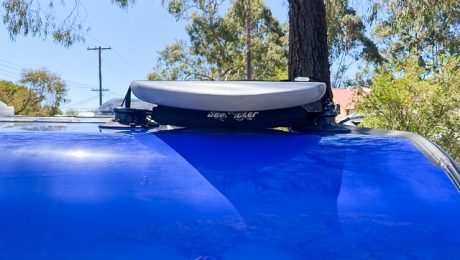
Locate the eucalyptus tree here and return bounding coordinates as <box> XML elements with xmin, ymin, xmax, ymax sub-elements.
<box><xmin>151</xmin><ymin>0</ymin><xmax>287</xmax><ymax>80</ymax></box>
<box><xmin>0</xmin><ymin>68</ymin><xmax>68</xmax><ymax>116</ymax></box>
<box><xmin>1</xmin><ymin>0</ymin><xmax>134</xmax><ymax>46</ymax></box>
<box><xmin>20</xmin><ymin>68</ymin><xmax>68</xmax><ymax>116</ymax></box>
<box><xmin>369</xmin><ymin>0</ymin><xmax>460</xmax><ymax>68</ymax></box>
<box><xmin>325</xmin><ymin>0</ymin><xmax>382</xmax><ymax>87</ymax></box>
<box><xmin>160</xmin><ymin>0</ymin><xmax>380</xmax><ymax>86</ymax></box>
<box><xmin>0</xmin><ymin>80</ymin><xmax>41</xmax><ymax>115</ymax></box>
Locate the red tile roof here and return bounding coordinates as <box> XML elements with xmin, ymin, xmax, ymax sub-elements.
<box><xmin>332</xmin><ymin>88</ymin><xmax>356</xmax><ymax>110</ymax></box>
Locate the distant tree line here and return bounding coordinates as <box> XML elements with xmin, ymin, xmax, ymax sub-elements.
<box><xmin>0</xmin><ymin>69</ymin><xmax>68</xmax><ymax>116</ymax></box>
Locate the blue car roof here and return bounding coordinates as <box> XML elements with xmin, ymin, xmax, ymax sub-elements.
<box><xmin>0</xmin><ymin>123</ymin><xmax>459</xmax><ymax>259</ymax></box>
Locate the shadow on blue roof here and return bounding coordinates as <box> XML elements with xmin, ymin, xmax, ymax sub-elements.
<box><xmin>156</xmin><ymin>131</ymin><xmax>460</xmax><ymax>258</ymax></box>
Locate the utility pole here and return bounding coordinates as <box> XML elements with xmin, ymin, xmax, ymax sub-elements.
<box><xmin>87</xmin><ymin>46</ymin><xmax>111</xmax><ymax>106</ymax></box>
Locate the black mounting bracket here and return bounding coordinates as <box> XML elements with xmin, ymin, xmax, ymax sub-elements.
<box><xmin>114</xmin><ymin>87</ymin><xmax>158</xmax><ymax>128</ymax></box>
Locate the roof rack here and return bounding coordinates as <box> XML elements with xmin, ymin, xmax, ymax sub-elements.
<box><xmin>114</xmin><ymin>80</ymin><xmax>339</xmax><ymax>129</ymax></box>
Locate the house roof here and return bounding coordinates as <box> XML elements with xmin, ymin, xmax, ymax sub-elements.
<box><xmin>332</xmin><ymin>87</ymin><xmax>370</xmax><ymax>110</ymax></box>
<box><xmin>96</xmin><ymin>98</ymin><xmax>154</xmax><ymax>115</ymax></box>
<box><xmin>332</xmin><ymin>88</ymin><xmax>356</xmax><ymax>110</ymax></box>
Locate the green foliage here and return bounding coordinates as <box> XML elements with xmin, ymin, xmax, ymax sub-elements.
<box><xmin>1</xmin><ymin>0</ymin><xmax>133</xmax><ymax>46</ymax></box>
<box><xmin>0</xmin><ymin>80</ymin><xmax>42</xmax><ymax>115</ymax></box>
<box><xmin>326</xmin><ymin>0</ymin><xmax>382</xmax><ymax>86</ymax></box>
<box><xmin>2</xmin><ymin>0</ymin><xmax>85</xmax><ymax>47</ymax></box>
<box><xmin>0</xmin><ymin>69</ymin><xmax>68</xmax><ymax>116</ymax></box>
<box><xmin>19</xmin><ymin>68</ymin><xmax>69</xmax><ymax>116</ymax></box>
<box><xmin>225</xmin><ymin>0</ymin><xmax>288</xmax><ymax>79</ymax></box>
<box><xmin>370</xmin><ymin>0</ymin><xmax>460</xmax><ymax>68</ymax></box>
<box><xmin>148</xmin><ymin>39</ymin><xmax>210</xmax><ymax>80</ymax></box>
<box><xmin>111</xmin><ymin>0</ymin><xmax>136</xmax><ymax>8</ymax></box>
<box><xmin>357</xmin><ymin>55</ymin><xmax>460</xmax><ymax>162</ymax></box>
<box><xmin>157</xmin><ymin>0</ymin><xmax>378</xmax><ymax>84</ymax></box>
<box><xmin>154</xmin><ymin>0</ymin><xmax>288</xmax><ymax>80</ymax></box>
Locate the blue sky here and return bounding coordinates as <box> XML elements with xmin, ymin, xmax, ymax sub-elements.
<box><xmin>0</xmin><ymin>0</ymin><xmax>288</xmax><ymax>112</ymax></box>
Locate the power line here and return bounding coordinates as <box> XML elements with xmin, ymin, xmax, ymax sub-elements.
<box><xmin>88</xmin><ymin>36</ymin><xmax>146</xmax><ymax>79</ymax></box>
<box><xmin>0</xmin><ymin>62</ymin><xmax>23</xmax><ymax>72</ymax></box>
<box><xmin>104</xmin><ymin>54</ymin><xmax>139</xmax><ymax>80</ymax></box>
<box><xmin>0</xmin><ymin>67</ymin><xmax>92</xmax><ymax>90</ymax></box>
<box><xmin>66</xmin><ymin>83</ymin><xmax>94</xmax><ymax>90</ymax></box>
<box><xmin>102</xmin><ymin>58</ymin><xmax>133</xmax><ymax>82</ymax></box>
<box><xmin>63</xmin><ymin>95</ymin><xmax>99</xmax><ymax>108</ymax></box>
<box><xmin>111</xmin><ymin>49</ymin><xmax>146</xmax><ymax>79</ymax></box>
<box><xmin>104</xmin><ymin>92</ymin><xmax>121</xmax><ymax>100</ymax></box>
<box><xmin>0</xmin><ymin>59</ymin><xmax>23</xmax><ymax>70</ymax></box>
<box><xmin>108</xmin><ymin>90</ymin><xmax>124</xmax><ymax>97</ymax></box>
<box><xmin>87</xmin><ymin>46</ymin><xmax>111</xmax><ymax>106</ymax></box>
<box><xmin>105</xmin><ymin>91</ymin><xmax>121</xmax><ymax>98</ymax></box>
<box><xmin>65</xmin><ymin>80</ymin><xmax>95</xmax><ymax>88</ymax></box>
<box><xmin>0</xmin><ymin>73</ymin><xmax>20</xmax><ymax>81</ymax></box>
<box><xmin>0</xmin><ymin>68</ymin><xmax>20</xmax><ymax>78</ymax></box>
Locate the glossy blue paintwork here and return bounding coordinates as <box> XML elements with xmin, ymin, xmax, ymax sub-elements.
<box><xmin>0</xmin><ymin>123</ymin><xmax>459</xmax><ymax>259</ymax></box>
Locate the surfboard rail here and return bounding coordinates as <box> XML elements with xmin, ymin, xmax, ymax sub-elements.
<box><xmin>130</xmin><ymin>80</ymin><xmax>326</xmax><ymax>112</ymax></box>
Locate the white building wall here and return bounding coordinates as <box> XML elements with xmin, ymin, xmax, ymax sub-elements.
<box><xmin>0</xmin><ymin>101</ymin><xmax>14</xmax><ymax>116</ymax></box>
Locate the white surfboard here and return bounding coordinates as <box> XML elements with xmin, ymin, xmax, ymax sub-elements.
<box><xmin>130</xmin><ymin>80</ymin><xmax>326</xmax><ymax>112</ymax></box>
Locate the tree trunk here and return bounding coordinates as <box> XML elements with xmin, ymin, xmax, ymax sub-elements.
<box><xmin>246</xmin><ymin>0</ymin><xmax>252</xmax><ymax>80</ymax></box>
<box><xmin>288</xmin><ymin>0</ymin><xmax>332</xmax><ymax>102</ymax></box>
